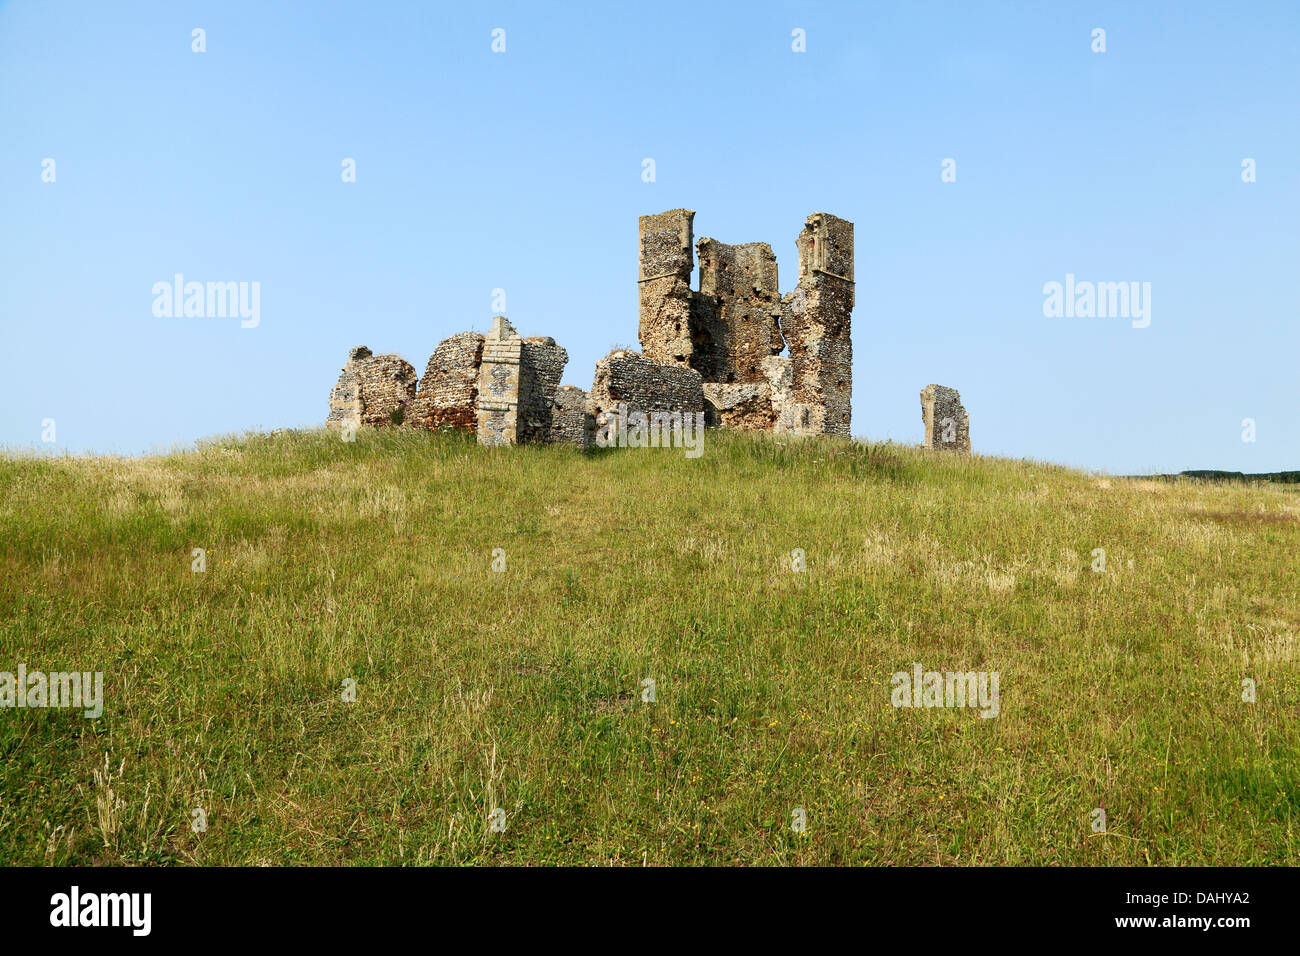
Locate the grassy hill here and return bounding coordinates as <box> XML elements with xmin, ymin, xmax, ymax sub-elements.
<box><xmin>2</xmin><ymin>428</ymin><xmax>1297</xmax><ymax>865</ymax></box>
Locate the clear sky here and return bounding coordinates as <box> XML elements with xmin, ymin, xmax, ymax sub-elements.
<box><xmin>2</xmin><ymin>0</ymin><xmax>1296</xmax><ymax>473</ymax></box>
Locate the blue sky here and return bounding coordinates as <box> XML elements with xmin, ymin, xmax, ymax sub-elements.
<box><xmin>2</xmin><ymin>0</ymin><xmax>1296</xmax><ymax>473</ymax></box>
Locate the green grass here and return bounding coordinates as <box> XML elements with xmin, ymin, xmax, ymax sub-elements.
<box><xmin>1</xmin><ymin>427</ymin><xmax>1298</xmax><ymax>865</ymax></box>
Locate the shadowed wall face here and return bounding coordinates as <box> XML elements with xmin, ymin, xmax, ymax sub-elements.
<box><xmin>517</xmin><ymin>337</ymin><xmax>569</xmax><ymax>444</ymax></box>
<box><xmin>694</xmin><ymin>239</ymin><xmax>784</xmax><ymax>384</ymax></box>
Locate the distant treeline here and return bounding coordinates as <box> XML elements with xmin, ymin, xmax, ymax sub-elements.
<box><xmin>1134</xmin><ymin>470</ymin><xmax>1300</xmax><ymax>484</ymax></box>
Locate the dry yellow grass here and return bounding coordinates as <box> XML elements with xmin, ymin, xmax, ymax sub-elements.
<box><xmin>1</xmin><ymin>426</ymin><xmax>1297</xmax><ymax>864</ymax></box>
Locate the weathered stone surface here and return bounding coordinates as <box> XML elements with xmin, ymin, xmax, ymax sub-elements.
<box><xmin>638</xmin><ymin>209</ymin><xmax>697</xmax><ymax>370</ymax></box>
<box><xmin>759</xmin><ymin>355</ymin><xmax>798</xmax><ymax>433</ymax></box>
<box><xmin>920</xmin><ymin>384</ymin><xmax>970</xmax><ymax>453</ymax></box>
<box><xmin>703</xmin><ymin>382</ymin><xmax>774</xmax><ymax>430</ymax></box>
<box><xmin>518</xmin><ymin>337</ymin><xmax>569</xmax><ymax>443</ymax></box>
<box><xmin>411</xmin><ymin>332</ymin><xmax>484</xmax><ymax>431</ymax></box>
<box><xmin>636</xmin><ymin>209</ymin><xmax>854</xmax><ymax>438</ymax></box>
<box><xmin>326</xmin><ymin>345</ymin><xmax>418</xmax><ymax>430</ymax></box>
<box><xmin>475</xmin><ymin>316</ymin><xmax>524</xmax><ymax>446</ymax></box>
<box><xmin>588</xmin><ymin>350</ymin><xmax>705</xmax><ymax>428</ymax></box>
<box><xmin>550</xmin><ymin>385</ymin><xmax>592</xmax><ymax>446</ymax></box>
<box><xmin>329</xmin><ymin>209</ymin><xmax>857</xmax><ymax>448</ymax></box>
<box><xmin>694</xmin><ymin>239</ymin><xmax>784</xmax><ymax>384</ymax></box>
<box><xmin>781</xmin><ymin>213</ymin><xmax>854</xmax><ymax>437</ymax></box>
<box><xmin>473</xmin><ymin>318</ymin><xmax>574</xmax><ymax>446</ymax></box>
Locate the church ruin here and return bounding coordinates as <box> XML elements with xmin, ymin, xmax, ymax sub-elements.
<box><xmin>638</xmin><ymin>210</ymin><xmax>854</xmax><ymax>437</ymax></box>
<box><xmin>326</xmin><ymin>209</ymin><xmax>866</xmax><ymax>447</ymax></box>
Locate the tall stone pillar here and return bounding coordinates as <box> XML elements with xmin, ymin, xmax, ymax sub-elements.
<box><xmin>780</xmin><ymin>213</ymin><xmax>854</xmax><ymax>437</ymax></box>
<box><xmin>476</xmin><ymin>316</ymin><xmax>523</xmax><ymax>446</ymax></box>
<box><xmin>638</xmin><ymin>209</ymin><xmax>697</xmax><ymax>369</ymax></box>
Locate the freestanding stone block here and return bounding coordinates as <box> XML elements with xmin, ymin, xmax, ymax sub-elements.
<box><xmin>326</xmin><ymin>346</ymin><xmax>418</xmax><ymax>430</ymax></box>
<box><xmin>411</xmin><ymin>332</ymin><xmax>485</xmax><ymax>431</ymax></box>
<box><xmin>920</xmin><ymin>384</ymin><xmax>970</xmax><ymax>453</ymax></box>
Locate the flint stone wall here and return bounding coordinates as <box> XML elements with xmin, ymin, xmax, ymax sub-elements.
<box><xmin>637</xmin><ymin>209</ymin><xmax>697</xmax><ymax>368</ymax></box>
<box><xmin>411</xmin><ymin>332</ymin><xmax>484</xmax><ymax>430</ymax></box>
<box><xmin>780</xmin><ymin>213</ymin><xmax>854</xmax><ymax>438</ymax></box>
<box><xmin>920</xmin><ymin>384</ymin><xmax>971</xmax><ymax>453</ymax></box>
<box><xmin>637</xmin><ymin>209</ymin><xmax>854</xmax><ymax>438</ymax></box>
<box><xmin>702</xmin><ymin>382</ymin><xmax>773</xmax><ymax>430</ymax></box>
<box><xmin>550</xmin><ymin>385</ymin><xmax>592</xmax><ymax>446</ymax></box>
<box><xmin>326</xmin><ymin>346</ymin><xmax>418</xmax><ymax>429</ymax></box>
<box><xmin>702</xmin><ymin>355</ymin><xmax>805</xmax><ymax>431</ymax></box>
<box><xmin>518</xmin><ymin>337</ymin><xmax>569</xmax><ymax>443</ymax></box>
<box><xmin>472</xmin><ymin>318</ymin><xmax>574</xmax><ymax>447</ymax></box>
<box><xmin>588</xmin><ymin>350</ymin><xmax>705</xmax><ymax>428</ymax></box>
<box><xmin>694</xmin><ymin>240</ymin><xmax>784</xmax><ymax>384</ymax></box>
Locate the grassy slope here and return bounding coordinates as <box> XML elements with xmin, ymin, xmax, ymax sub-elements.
<box><xmin>1</xmin><ymin>428</ymin><xmax>1297</xmax><ymax>866</ymax></box>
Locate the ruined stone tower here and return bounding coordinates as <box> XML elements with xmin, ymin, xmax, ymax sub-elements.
<box><xmin>694</xmin><ymin>239</ymin><xmax>784</xmax><ymax>383</ymax></box>
<box><xmin>781</xmin><ymin>213</ymin><xmax>855</xmax><ymax>437</ymax></box>
<box><xmin>637</xmin><ymin>209</ymin><xmax>697</xmax><ymax>368</ymax></box>
<box><xmin>636</xmin><ymin>209</ymin><xmax>854</xmax><ymax>436</ymax></box>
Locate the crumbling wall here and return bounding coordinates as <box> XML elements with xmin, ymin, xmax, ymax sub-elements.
<box><xmin>695</xmin><ymin>239</ymin><xmax>784</xmax><ymax>383</ymax></box>
<box><xmin>327</xmin><ymin>209</ymin><xmax>857</xmax><ymax>448</ymax></box>
<box><xmin>326</xmin><ymin>346</ymin><xmax>418</xmax><ymax>429</ymax></box>
<box><xmin>588</xmin><ymin>350</ymin><xmax>705</xmax><ymax>429</ymax></box>
<box><xmin>326</xmin><ymin>346</ymin><xmax>369</xmax><ymax>429</ymax></box>
<box><xmin>702</xmin><ymin>355</ymin><xmax>799</xmax><ymax>431</ymax></box>
<box><xmin>517</xmin><ymin>337</ymin><xmax>569</xmax><ymax>443</ymax></box>
<box><xmin>410</xmin><ymin>332</ymin><xmax>484</xmax><ymax>431</ymax></box>
<box><xmin>702</xmin><ymin>382</ymin><xmax>773</xmax><ymax>430</ymax></box>
<box><xmin>550</xmin><ymin>385</ymin><xmax>592</xmax><ymax>446</ymax></box>
<box><xmin>920</xmin><ymin>384</ymin><xmax>971</xmax><ymax>453</ymax></box>
<box><xmin>780</xmin><ymin>213</ymin><xmax>854</xmax><ymax>437</ymax></box>
<box><xmin>636</xmin><ymin>209</ymin><xmax>854</xmax><ymax>438</ymax></box>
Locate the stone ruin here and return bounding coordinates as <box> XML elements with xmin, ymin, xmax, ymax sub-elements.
<box><xmin>475</xmin><ymin>316</ymin><xmax>570</xmax><ymax>446</ymax></box>
<box><xmin>587</xmin><ymin>350</ymin><xmax>705</xmax><ymax>437</ymax></box>
<box><xmin>410</xmin><ymin>332</ymin><xmax>483</xmax><ymax>431</ymax></box>
<box><xmin>326</xmin><ymin>346</ymin><xmax>418</xmax><ymax>429</ymax></box>
<box><xmin>920</xmin><ymin>384</ymin><xmax>971</xmax><ymax>454</ymax></box>
<box><xmin>325</xmin><ymin>209</ymin><xmax>879</xmax><ymax>447</ymax></box>
<box><xmin>638</xmin><ymin>209</ymin><xmax>854</xmax><ymax>437</ymax></box>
